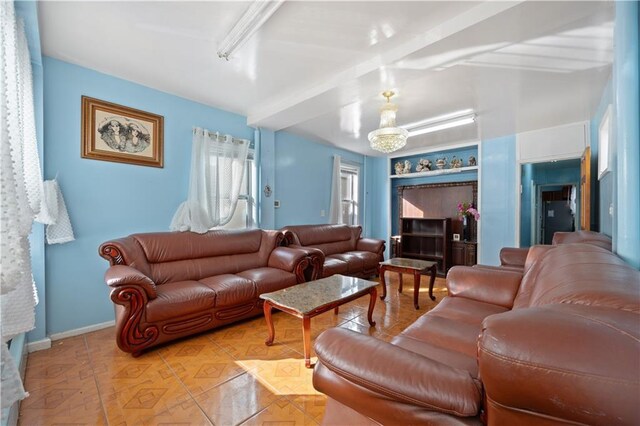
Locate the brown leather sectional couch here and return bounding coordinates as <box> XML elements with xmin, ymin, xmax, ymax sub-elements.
<box><xmin>281</xmin><ymin>224</ymin><xmax>385</xmax><ymax>279</ymax></box>
<box><xmin>313</xmin><ymin>242</ymin><xmax>640</xmax><ymax>425</ymax></box>
<box><xmin>99</xmin><ymin>229</ymin><xmax>312</xmax><ymax>356</ymax></box>
<box><xmin>499</xmin><ymin>229</ymin><xmax>613</xmax><ymax>270</ymax></box>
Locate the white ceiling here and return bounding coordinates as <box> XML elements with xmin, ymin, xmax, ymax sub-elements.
<box><xmin>39</xmin><ymin>1</ymin><xmax>614</xmax><ymax>157</ymax></box>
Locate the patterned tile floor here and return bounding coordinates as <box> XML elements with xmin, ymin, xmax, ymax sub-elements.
<box><xmin>19</xmin><ymin>274</ymin><xmax>446</xmax><ymax>426</ymax></box>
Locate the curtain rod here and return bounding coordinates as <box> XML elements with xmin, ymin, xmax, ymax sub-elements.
<box><xmin>192</xmin><ymin>127</ymin><xmax>250</xmax><ymax>145</ymax></box>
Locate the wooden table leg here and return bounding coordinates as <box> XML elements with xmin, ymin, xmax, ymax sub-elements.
<box><xmin>302</xmin><ymin>315</ymin><xmax>312</xmax><ymax>368</ymax></box>
<box><xmin>428</xmin><ymin>264</ymin><xmax>437</xmax><ymax>301</ymax></box>
<box><xmin>379</xmin><ymin>265</ymin><xmax>388</xmax><ymax>300</ymax></box>
<box><xmin>398</xmin><ymin>272</ymin><xmax>404</xmax><ymax>293</ymax></box>
<box><xmin>367</xmin><ymin>287</ymin><xmax>377</xmax><ymax>326</ymax></box>
<box><xmin>334</xmin><ymin>307</ymin><xmax>339</xmax><ymax>314</ymax></box>
<box><xmin>264</xmin><ymin>302</ymin><xmax>275</xmax><ymax>346</ymax></box>
<box><xmin>413</xmin><ymin>270</ymin><xmax>421</xmax><ymax>310</ymax></box>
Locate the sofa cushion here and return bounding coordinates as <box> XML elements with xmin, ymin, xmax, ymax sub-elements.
<box><xmin>199</xmin><ymin>274</ymin><xmax>257</xmax><ymax>307</ymax></box>
<box><xmin>146</xmin><ymin>281</ymin><xmax>216</xmax><ymax>322</ymax></box>
<box><xmin>322</xmin><ymin>258</ymin><xmax>349</xmax><ymax>277</ymax></box>
<box><xmin>391</xmin><ymin>336</ymin><xmax>479</xmax><ymax>378</ymax></box>
<box><xmin>524</xmin><ymin>244</ymin><xmax>640</xmax><ymax>312</ymax></box>
<box><xmin>238</xmin><ymin>267</ymin><xmax>298</xmax><ymax>294</ymax></box>
<box><xmin>133</xmin><ymin>229</ymin><xmax>263</xmax><ymax>262</ymax></box>
<box><xmin>429</xmin><ymin>297</ymin><xmax>510</xmax><ymax>325</ymax></box>
<box><xmin>348</xmin><ymin>251</ymin><xmax>380</xmax><ymax>271</ymax></box>
<box><xmin>398</xmin><ymin>297</ymin><xmax>508</xmax><ymax>359</ymax></box>
<box><xmin>328</xmin><ymin>253</ymin><xmax>365</xmax><ymax>274</ymax></box>
<box><xmin>288</xmin><ymin>224</ymin><xmax>357</xmax><ymax>246</ymax></box>
<box><xmin>126</xmin><ymin>230</ymin><xmax>285</xmax><ymax>285</ymax></box>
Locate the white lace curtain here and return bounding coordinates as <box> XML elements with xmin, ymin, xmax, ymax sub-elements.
<box><xmin>170</xmin><ymin>128</ymin><xmax>249</xmax><ymax>233</ymax></box>
<box><xmin>1</xmin><ymin>1</ymin><xmax>44</xmax><ymax>410</ymax></box>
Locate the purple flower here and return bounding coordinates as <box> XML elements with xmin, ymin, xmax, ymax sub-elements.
<box><xmin>457</xmin><ymin>201</ymin><xmax>480</xmax><ymax>220</ymax></box>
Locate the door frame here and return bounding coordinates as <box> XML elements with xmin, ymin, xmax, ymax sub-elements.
<box><xmin>535</xmin><ymin>182</ymin><xmax>579</xmax><ymax>245</ymax></box>
<box><xmin>515</xmin><ymin>157</ymin><xmax>582</xmax><ymax>247</ymax></box>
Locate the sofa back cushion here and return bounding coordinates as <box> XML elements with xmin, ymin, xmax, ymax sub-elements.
<box><xmin>552</xmin><ymin>230</ymin><xmax>612</xmax><ymax>251</ymax></box>
<box><xmin>515</xmin><ymin>243</ymin><xmax>639</xmax><ymax>312</ymax></box>
<box><xmin>284</xmin><ymin>224</ymin><xmax>361</xmax><ymax>256</ymax></box>
<box><xmin>128</xmin><ymin>229</ymin><xmax>281</xmax><ymax>285</ymax></box>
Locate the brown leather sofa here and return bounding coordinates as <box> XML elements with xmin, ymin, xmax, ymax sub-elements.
<box><xmin>99</xmin><ymin>229</ymin><xmax>311</xmax><ymax>356</ymax></box>
<box><xmin>313</xmin><ymin>243</ymin><xmax>640</xmax><ymax>425</ymax></box>
<box><xmin>499</xmin><ymin>230</ymin><xmax>612</xmax><ymax>270</ymax></box>
<box><xmin>280</xmin><ymin>224</ymin><xmax>385</xmax><ymax>279</ymax></box>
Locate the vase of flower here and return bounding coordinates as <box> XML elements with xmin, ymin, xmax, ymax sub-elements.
<box><xmin>462</xmin><ymin>215</ymin><xmax>470</xmax><ymax>241</ymax></box>
<box><xmin>457</xmin><ymin>201</ymin><xmax>480</xmax><ymax>242</ymax></box>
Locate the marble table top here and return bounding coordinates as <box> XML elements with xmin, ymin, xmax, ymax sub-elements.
<box><xmin>379</xmin><ymin>257</ymin><xmax>436</xmax><ymax>270</ymax></box>
<box><xmin>260</xmin><ymin>274</ymin><xmax>377</xmax><ymax>315</ymax></box>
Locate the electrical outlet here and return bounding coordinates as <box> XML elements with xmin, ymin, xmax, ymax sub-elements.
<box><xmin>609</xmin><ymin>203</ymin><xmax>613</xmax><ymax>216</ymax></box>
<box><xmin>274</xmin><ymin>200</ymin><xmax>281</xmax><ymax>208</ymax></box>
<box><xmin>320</xmin><ymin>210</ymin><xmax>325</xmax><ymax>217</ymax></box>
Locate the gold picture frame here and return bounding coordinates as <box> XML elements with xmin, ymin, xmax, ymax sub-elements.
<box><xmin>81</xmin><ymin>96</ymin><xmax>164</xmax><ymax>168</ymax></box>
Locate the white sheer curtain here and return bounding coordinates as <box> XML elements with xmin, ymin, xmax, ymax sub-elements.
<box><xmin>1</xmin><ymin>1</ymin><xmax>44</xmax><ymax>409</ymax></box>
<box><xmin>171</xmin><ymin>128</ymin><xmax>250</xmax><ymax>233</ymax></box>
<box><xmin>328</xmin><ymin>155</ymin><xmax>342</xmax><ymax>224</ymax></box>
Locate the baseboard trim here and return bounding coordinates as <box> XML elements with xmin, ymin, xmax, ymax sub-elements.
<box><xmin>26</xmin><ymin>338</ymin><xmax>51</xmax><ymax>353</ymax></box>
<box><xmin>50</xmin><ymin>320</ymin><xmax>115</xmax><ymax>341</ymax></box>
<box><xmin>27</xmin><ymin>320</ymin><xmax>115</xmax><ymax>353</ymax></box>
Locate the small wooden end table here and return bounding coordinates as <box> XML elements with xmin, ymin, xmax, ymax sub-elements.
<box><xmin>260</xmin><ymin>274</ymin><xmax>378</xmax><ymax>368</ymax></box>
<box><xmin>379</xmin><ymin>258</ymin><xmax>437</xmax><ymax>310</ymax></box>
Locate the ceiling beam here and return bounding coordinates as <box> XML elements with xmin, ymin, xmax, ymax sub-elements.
<box><xmin>246</xmin><ymin>1</ymin><xmax>524</xmax><ymax>131</ymax></box>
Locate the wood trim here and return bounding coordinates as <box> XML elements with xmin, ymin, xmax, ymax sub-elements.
<box><xmin>580</xmin><ymin>147</ymin><xmax>591</xmax><ymax>231</ymax></box>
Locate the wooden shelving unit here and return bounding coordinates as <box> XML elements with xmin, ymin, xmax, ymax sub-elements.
<box><xmin>399</xmin><ymin>218</ymin><xmax>451</xmax><ymax>275</ymax></box>
<box><xmin>390</xmin><ymin>165</ymin><xmax>478</xmax><ymax>179</ymax></box>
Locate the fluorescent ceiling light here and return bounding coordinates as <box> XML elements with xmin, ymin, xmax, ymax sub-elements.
<box><xmin>402</xmin><ymin>109</ymin><xmax>476</xmax><ymax>137</ymax></box>
<box><xmin>217</xmin><ymin>0</ymin><xmax>284</xmax><ymax>60</ymax></box>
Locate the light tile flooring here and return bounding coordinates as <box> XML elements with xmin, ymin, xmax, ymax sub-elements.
<box><xmin>19</xmin><ymin>274</ymin><xmax>446</xmax><ymax>426</ymax></box>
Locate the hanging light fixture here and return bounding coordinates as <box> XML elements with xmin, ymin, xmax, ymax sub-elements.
<box><xmin>368</xmin><ymin>91</ymin><xmax>408</xmax><ymax>153</ymax></box>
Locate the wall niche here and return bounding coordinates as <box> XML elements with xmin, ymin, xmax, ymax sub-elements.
<box><xmin>398</xmin><ymin>180</ymin><xmax>478</xmax><ymax>242</ymax></box>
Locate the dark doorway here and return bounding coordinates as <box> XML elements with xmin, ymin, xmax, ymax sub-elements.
<box><xmin>540</xmin><ymin>185</ymin><xmax>576</xmax><ymax>244</ymax></box>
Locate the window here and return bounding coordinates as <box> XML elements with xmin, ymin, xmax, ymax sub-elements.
<box><xmin>340</xmin><ymin>164</ymin><xmax>359</xmax><ymax>225</ymax></box>
<box><xmin>598</xmin><ymin>105</ymin><xmax>611</xmax><ymax>179</ymax></box>
<box><xmin>222</xmin><ymin>149</ymin><xmax>257</xmax><ymax>229</ymax></box>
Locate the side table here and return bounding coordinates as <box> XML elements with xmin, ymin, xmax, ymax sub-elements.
<box><xmin>379</xmin><ymin>257</ymin><xmax>437</xmax><ymax>309</ymax></box>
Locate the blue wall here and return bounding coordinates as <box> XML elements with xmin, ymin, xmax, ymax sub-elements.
<box><xmin>613</xmin><ymin>0</ymin><xmax>640</xmax><ymax>268</ymax></box>
<box><xmin>273</xmin><ymin>131</ymin><xmax>365</xmax><ymax>229</ymax></box>
<box><xmin>39</xmin><ymin>58</ymin><xmax>381</xmax><ymax>337</ymax></box>
<box><xmin>480</xmin><ymin>136</ymin><xmax>517</xmax><ymax>265</ymax></box>
<box><xmin>364</xmin><ymin>156</ymin><xmax>389</xmax><ymax>244</ymax></box>
<box><xmin>43</xmin><ymin>57</ymin><xmax>254</xmax><ymax>334</ymax></box>
<box><xmin>520</xmin><ymin>163</ymin><xmax>533</xmax><ymax>247</ymax></box>
<box><xmin>590</xmin><ymin>78</ymin><xmax>613</xmax><ymax>236</ymax></box>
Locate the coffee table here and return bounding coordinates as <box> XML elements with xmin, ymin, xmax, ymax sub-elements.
<box><xmin>379</xmin><ymin>258</ymin><xmax>437</xmax><ymax>310</ymax></box>
<box><xmin>260</xmin><ymin>274</ymin><xmax>378</xmax><ymax>368</ymax></box>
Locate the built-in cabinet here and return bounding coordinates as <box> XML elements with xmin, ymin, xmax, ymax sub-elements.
<box><xmin>451</xmin><ymin>241</ymin><xmax>477</xmax><ymax>267</ymax></box>
<box><xmin>399</xmin><ymin>218</ymin><xmax>451</xmax><ymax>275</ymax></box>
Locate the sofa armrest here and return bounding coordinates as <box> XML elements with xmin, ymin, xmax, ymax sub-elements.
<box><xmin>479</xmin><ymin>305</ymin><xmax>640</xmax><ymax>425</ymax></box>
<box><xmin>268</xmin><ymin>246</ymin><xmax>310</xmax><ymax>282</ymax></box>
<box><xmin>356</xmin><ymin>238</ymin><xmax>385</xmax><ymax>255</ymax></box>
<box><xmin>313</xmin><ymin>328</ymin><xmax>481</xmax><ymax>420</ymax></box>
<box><xmin>284</xmin><ymin>245</ymin><xmax>325</xmax><ymax>280</ymax></box>
<box><xmin>499</xmin><ymin>247</ymin><xmax>528</xmax><ymax>268</ymax></box>
<box><xmin>446</xmin><ymin>266</ymin><xmax>523</xmax><ymax>309</ymax></box>
<box><xmin>104</xmin><ymin>265</ymin><xmax>157</xmax><ymax>299</ymax></box>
